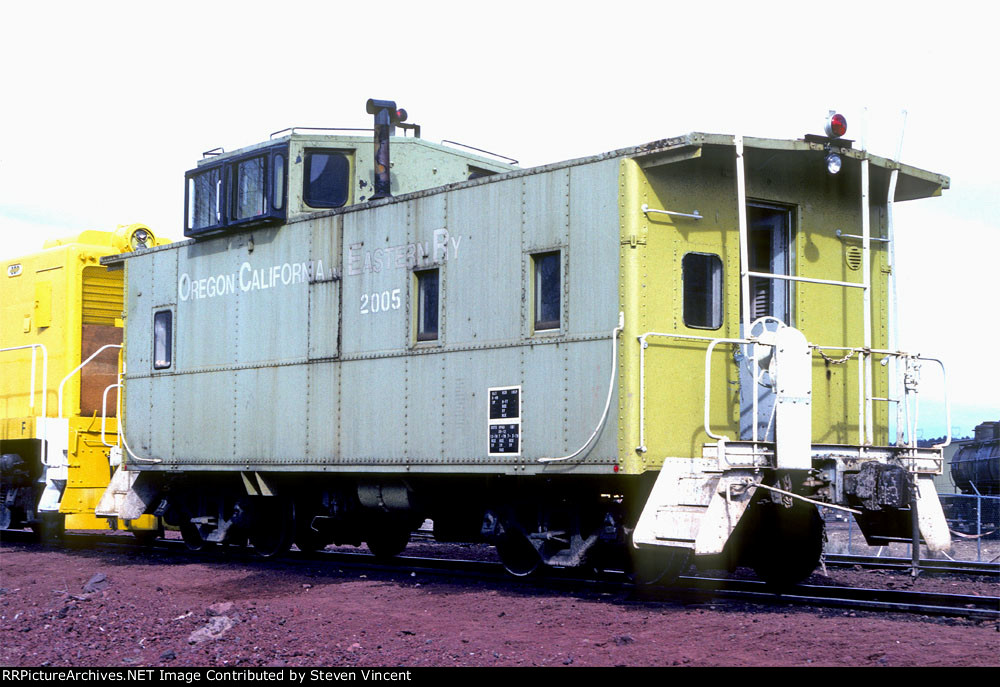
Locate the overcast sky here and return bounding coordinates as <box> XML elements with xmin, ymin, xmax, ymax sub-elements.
<box><xmin>2</xmin><ymin>1</ymin><xmax>996</xmax><ymax>437</ymax></box>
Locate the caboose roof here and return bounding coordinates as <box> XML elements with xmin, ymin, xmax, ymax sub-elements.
<box><xmin>103</xmin><ymin>132</ymin><xmax>948</xmax><ymax>266</ymax></box>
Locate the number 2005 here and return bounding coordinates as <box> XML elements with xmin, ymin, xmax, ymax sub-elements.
<box><xmin>360</xmin><ymin>288</ymin><xmax>401</xmax><ymax>315</ymax></box>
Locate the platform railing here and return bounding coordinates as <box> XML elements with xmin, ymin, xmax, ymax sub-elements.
<box><xmin>635</xmin><ymin>332</ymin><xmax>951</xmax><ymax>456</ymax></box>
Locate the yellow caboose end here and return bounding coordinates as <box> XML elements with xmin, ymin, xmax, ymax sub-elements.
<box><xmin>1</xmin><ymin>224</ymin><xmax>166</xmax><ymax>537</ymax></box>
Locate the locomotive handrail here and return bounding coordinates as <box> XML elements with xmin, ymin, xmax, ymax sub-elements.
<box><xmin>0</xmin><ymin>344</ymin><xmax>49</xmax><ymax>463</ymax></box>
<box><xmin>57</xmin><ymin>344</ymin><xmax>121</xmax><ymax>419</ymax></box>
<box><xmin>0</xmin><ymin>343</ymin><xmax>48</xmax><ymax>417</ymax></box>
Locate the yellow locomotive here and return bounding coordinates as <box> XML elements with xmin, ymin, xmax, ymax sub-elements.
<box><xmin>1</xmin><ymin>225</ymin><xmax>166</xmax><ymax>538</ymax></box>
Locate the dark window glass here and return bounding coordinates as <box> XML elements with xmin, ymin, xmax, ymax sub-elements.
<box><xmin>304</xmin><ymin>151</ymin><xmax>350</xmax><ymax>208</ymax></box>
<box><xmin>468</xmin><ymin>166</ymin><xmax>496</xmax><ymax>180</ymax></box>
<box><xmin>533</xmin><ymin>252</ymin><xmax>560</xmax><ymax>331</ymax></box>
<box><xmin>682</xmin><ymin>253</ymin><xmax>723</xmax><ymax>329</ymax></box>
<box><xmin>188</xmin><ymin>168</ymin><xmax>222</xmax><ymax>230</ymax></box>
<box><xmin>153</xmin><ymin>310</ymin><xmax>172</xmax><ymax>369</ymax></box>
<box><xmin>416</xmin><ymin>269</ymin><xmax>439</xmax><ymax>341</ymax></box>
<box><xmin>234</xmin><ymin>156</ymin><xmax>266</xmax><ymax>220</ymax></box>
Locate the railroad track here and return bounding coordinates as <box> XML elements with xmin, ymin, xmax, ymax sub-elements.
<box><xmin>823</xmin><ymin>553</ymin><xmax>999</xmax><ymax>577</ymax></box>
<box><xmin>4</xmin><ymin>529</ymin><xmax>998</xmax><ymax>621</ymax></box>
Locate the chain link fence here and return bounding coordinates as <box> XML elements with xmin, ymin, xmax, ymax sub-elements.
<box><xmin>821</xmin><ymin>493</ymin><xmax>1000</xmax><ymax>563</ymax></box>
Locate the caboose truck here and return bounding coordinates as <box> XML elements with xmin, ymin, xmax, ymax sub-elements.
<box><xmin>99</xmin><ymin>101</ymin><xmax>953</xmax><ymax>585</ymax></box>
<box><xmin>1</xmin><ymin>226</ymin><xmax>165</xmax><ymax>539</ymax></box>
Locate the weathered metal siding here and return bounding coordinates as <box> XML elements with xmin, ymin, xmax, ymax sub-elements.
<box><xmin>127</xmin><ymin>155</ymin><xmax>622</xmax><ymax>472</ymax></box>
<box><xmin>332</xmin><ymin>158</ymin><xmax>622</xmax><ymax>470</ymax></box>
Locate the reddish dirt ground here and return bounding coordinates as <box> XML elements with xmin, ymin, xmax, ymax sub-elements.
<box><xmin>0</xmin><ymin>536</ymin><xmax>997</xmax><ymax>668</ymax></box>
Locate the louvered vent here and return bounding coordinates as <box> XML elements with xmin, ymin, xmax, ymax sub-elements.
<box><xmin>82</xmin><ymin>266</ymin><xmax>124</xmax><ymax>325</ymax></box>
<box><xmin>845</xmin><ymin>246</ymin><xmax>863</xmax><ymax>271</ymax></box>
<box><xmin>751</xmin><ymin>279</ymin><xmax>771</xmax><ymax>321</ymax></box>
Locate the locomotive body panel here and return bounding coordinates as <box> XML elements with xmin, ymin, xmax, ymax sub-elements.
<box><xmin>1</xmin><ymin>227</ymin><xmax>165</xmax><ymax>534</ymax></box>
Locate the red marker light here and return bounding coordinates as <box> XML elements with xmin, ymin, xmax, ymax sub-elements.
<box><xmin>825</xmin><ymin>112</ymin><xmax>848</xmax><ymax>138</ymax></box>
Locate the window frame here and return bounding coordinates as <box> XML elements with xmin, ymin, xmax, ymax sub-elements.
<box><xmin>183</xmin><ymin>143</ymin><xmax>289</xmax><ymax>238</ymax></box>
<box><xmin>152</xmin><ymin>309</ymin><xmax>173</xmax><ymax>370</ymax></box>
<box><xmin>414</xmin><ymin>267</ymin><xmax>440</xmax><ymax>343</ymax></box>
<box><xmin>303</xmin><ymin>149</ymin><xmax>352</xmax><ymax>209</ymax></box>
<box><xmin>532</xmin><ymin>250</ymin><xmax>561</xmax><ymax>333</ymax></box>
<box><xmin>681</xmin><ymin>251</ymin><xmax>724</xmax><ymax>330</ymax></box>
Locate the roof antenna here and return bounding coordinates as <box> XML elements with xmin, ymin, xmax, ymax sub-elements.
<box><xmin>895</xmin><ymin>109</ymin><xmax>909</xmax><ymax>162</ymax></box>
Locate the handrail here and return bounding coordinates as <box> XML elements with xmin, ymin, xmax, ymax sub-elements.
<box><xmin>100</xmin><ymin>382</ymin><xmax>121</xmax><ymax>448</ymax></box>
<box><xmin>105</xmin><ymin>368</ymin><xmax>161</xmax><ymax>464</ymax></box>
<box><xmin>640</xmin><ymin>203</ymin><xmax>703</xmax><ymax>220</ymax></box>
<box><xmin>635</xmin><ymin>334</ymin><xmax>950</xmax><ymax>454</ymax></box>
<box><xmin>0</xmin><ymin>344</ymin><xmax>49</xmax><ymax>465</ymax></box>
<box><xmin>57</xmin><ymin>344</ymin><xmax>121</xmax><ymax>418</ymax></box>
<box><xmin>0</xmin><ymin>344</ymin><xmax>48</xmax><ymax>418</ymax></box>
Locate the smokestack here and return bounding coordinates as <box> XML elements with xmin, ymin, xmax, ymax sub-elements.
<box><xmin>366</xmin><ymin>99</ymin><xmax>407</xmax><ymax>200</ymax></box>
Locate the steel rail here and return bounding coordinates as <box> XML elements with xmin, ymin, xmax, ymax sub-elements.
<box><xmin>4</xmin><ymin>532</ymin><xmax>995</xmax><ymax>620</ymax></box>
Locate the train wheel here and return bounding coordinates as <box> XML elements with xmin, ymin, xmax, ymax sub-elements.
<box><xmin>249</xmin><ymin>499</ymin><xmax>294</xmax><ymax>559</ymax></box>
<box><xmin>627</xmin><ymin>545</ymin><xmax>691</xmax><ymax>585</ymax></box>
<box><xmin>749</xmin><ymin>500</ymin><xmax>824</xmax><ymax>590</ymax></box>
<box><xmin>366</xmin><ymin>522</ymin><xmax>410</xmax><ymax>561</ymax></box>
<box><xmin>495</xmin><ymin>531</ymin><xmax>542</xmax><ymax>577</ymax></box>
<box><xmin>180</xmin><ymin>523</ymin><xmax>206</xmax><ymax>552</ymax></box>
<box><xmin>294</xmin><ymin>515</ymin><xmax>328</xmax><ymax>553</ymax></box>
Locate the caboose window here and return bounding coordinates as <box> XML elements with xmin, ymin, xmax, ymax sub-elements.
<box><xmin>153</xmin><ymin>310</ymin><xmax>172</xmax><ymax>370</ymax></box>
<box><xmin>415</xmin><ymin>269</ymin><xmax>439</xmax><ymax>342</ymax></box>
<box><xmin>304</xmin><ymin>151</ymin><xmax>350</xmax><ymax>208</ymax></box>
<box><xmin>234</xmin><ymin>156</ymin><xmax>266</xmax><ymax>221</ymax></box>
<box><xmin>533</xmin><ymin>251</ymin><xmax>561</xmax><ymax>331</ymax></box>
<box><xmin>183</xmin><ymin>143</ymin><xmax>288</xmax><ymax>238</ymax></box>
<box><xmin>682</xmin><ymin>252</ymin><xmax>723</xmax><ymax>329</ymax></box>
<box><xmin>188</xmin><ymin>168</ymin><xmax>223</xmax><ymax>231</ymax></box>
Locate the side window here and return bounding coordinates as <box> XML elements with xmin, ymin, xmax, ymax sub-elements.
<box><xmin>153</xmin><ymin>310</ymin><xmax>173</xmax><ymax>369</ymax></box>
<box><xmin>183</xmin><ymin>143</ymin><xmax>287</xmax><ymax>237</ymax></box>
<box><xmin>188</xmin><ymin>167</ymin><xmax>223</xmax><ymax>231</ymax></box>
<box><xmin>533</xmin><ymin>251</ymin><xmax>560</xmax><ymax>331</ymax></box>
<box><xmin>415</xmin><ymin>269</ymin><xmax>439</xmax><ymax>342</ymax></box>
<box><xmin>304</xmin><ymin>151</ymin><xmax>350</xmax><ymax>208</ymax></box>
<box><xmin>234</xmin><ymin>155</ymin><xmax>266</xmax><ymax>221</ymax></box>
<box><xmin>682</xmin><ymin>252</ymin><xmax>723</xmax><ymax>329</ymax></box>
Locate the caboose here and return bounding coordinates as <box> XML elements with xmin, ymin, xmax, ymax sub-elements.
<box><xmin>98</xmin><ymin>101</ymin><xmax>953</xmax><ymax>585</ymax></box>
